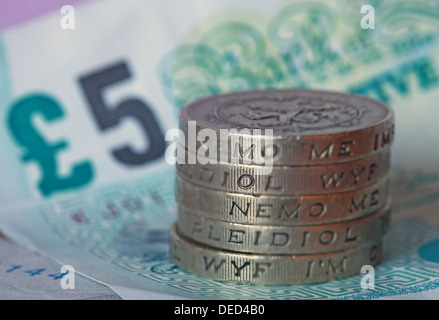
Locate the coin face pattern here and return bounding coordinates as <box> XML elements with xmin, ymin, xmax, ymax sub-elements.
<box><xmin>179</xmin><ymin>89</ymin><xmax>394</xmax><ymax>165</ymax></box>
<box><xmin>172</xmin><ymin>89</ymin><xmax>394</xmax><ymax>285</ymax></box>
<box><xmin>180</xmin><ymin>89</ymin><xmax>393</xmax><ymax>135</ymax></box>
<box><xmin>217</xmin><ymin>95</ymin><xmax>366</xmax><ymax>131</ymax></box>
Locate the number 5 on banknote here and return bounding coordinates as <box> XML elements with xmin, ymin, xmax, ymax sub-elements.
<box><xmin>79</xmin><ymin>62</ymin><xmax>165</xmax><ymax>165</ymax></box>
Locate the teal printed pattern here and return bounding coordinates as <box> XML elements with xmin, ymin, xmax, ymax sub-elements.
<box><xmin>349</xmin><ymin>57</ymin><xmax>439</xmax><ymax>104</ymax></box>
<box><xmin>40</xmin><ymin>167</ymin><xmax>439</xmax><ymax>300</ymax></box>
<box><xmin>336</xmin><ymin>279</ymin><xmax>439</xmax><ymax>300</ymax></box>
<box><xmin>418</xmin><ymin>239</ymin><xmax>439</xmax><ymax>264</ymax></box>
<box><xmin>158</xmin><ymin>0</ymin><xmax>439</xmax><ymax>111</ymax></box>
<box><xmin>7</xmin><ymin>94</ymin><xmax>94</xmax><ymax>196</ymax></box>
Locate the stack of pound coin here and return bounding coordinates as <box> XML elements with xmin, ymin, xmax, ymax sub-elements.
<box><xmin>170</xmin><ymin>89</ymin><xmax>394</xmax><ymax>285</ymax></box>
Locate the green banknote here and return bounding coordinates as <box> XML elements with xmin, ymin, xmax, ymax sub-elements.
<box><xmin>0</xmin><ymin>0</ymin><xmax>439</xmax><ymax>299</ymax></box>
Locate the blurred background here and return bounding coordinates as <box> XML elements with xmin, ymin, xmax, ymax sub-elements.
<box><xmin>0</xmin><ymin>0</ymin><xmax>438</xmax><ymax>300</ymax></box>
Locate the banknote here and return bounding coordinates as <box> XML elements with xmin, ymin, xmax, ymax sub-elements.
<box><xmin>1</xmin><ymin>0</ymin><xmax>439</xmax><ymax>299</ymax></box>
<box><xmin>0</xmin><ymin>237</ymin><xmax>122</xmax><ymax>300</ymax></box>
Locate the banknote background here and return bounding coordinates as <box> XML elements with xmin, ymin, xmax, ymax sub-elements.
<box><xmin>0</xmin><ymin>0</ymin><xmax>439</xmax><ymax>299</ymax></box>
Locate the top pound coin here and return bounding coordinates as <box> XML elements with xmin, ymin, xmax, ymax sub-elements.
<box><xmin>179</xmin><ymin>89</ymin><xmax>394</xmax><ymax>166</ymax></box>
